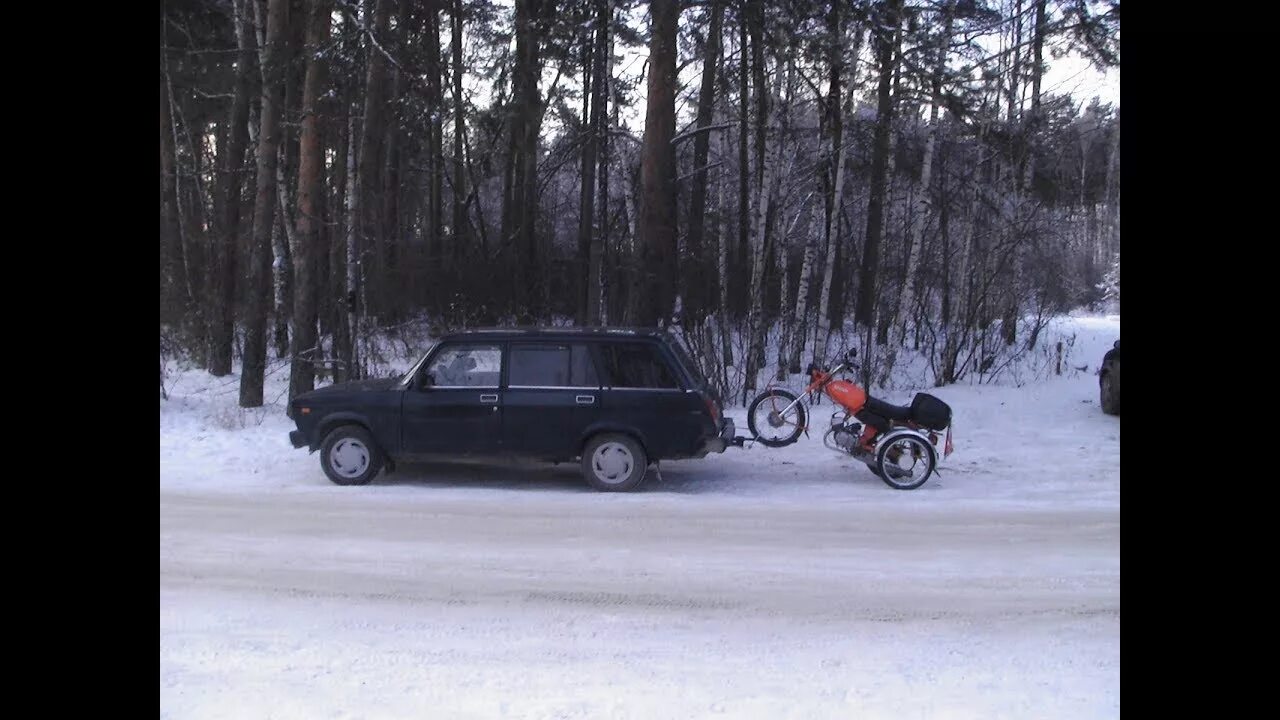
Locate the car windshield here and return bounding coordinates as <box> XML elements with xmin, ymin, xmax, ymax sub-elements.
<box><xmin>398</xmin><ymin>343</ymin><xmax>437</xmax><ymax>386</ymax></box>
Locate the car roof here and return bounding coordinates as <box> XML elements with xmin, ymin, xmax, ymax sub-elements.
<box><xmin>437</xmin><ymin>327</ymin><xmax>673</xmax><ymax>343</ymax></box>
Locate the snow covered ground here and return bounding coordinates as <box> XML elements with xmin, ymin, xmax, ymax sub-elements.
<box><xmin>160</xmin><ymin>315</ymin><xmax>1120</xmax><ymax>719</ymax></box>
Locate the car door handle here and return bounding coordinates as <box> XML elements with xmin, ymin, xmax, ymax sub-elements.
<box><xmin>575</xmin><ymin>395</ymin><xmax>595</xmax><ymax>405</ymax></box>
<box><xmin>480</xmin><ymin>394</ymin><xmax>499</xmax><ymax>403</ymax></box>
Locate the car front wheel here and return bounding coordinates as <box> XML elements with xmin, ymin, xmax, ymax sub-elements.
<box><xmin>319</xmin><ymin>425</ymin><xmax>385</xmax><ymax>485</ymax></box>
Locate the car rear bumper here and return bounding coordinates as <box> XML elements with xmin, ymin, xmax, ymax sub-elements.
<box><xmin>289</xmin><ymin>430</ymin><xmax>307</xmax><ymax>449</ymax></box>
<box><xmin>695</xmin><ymin>417</ymin><xmax>735</xmax><ymax>457</ymax></box>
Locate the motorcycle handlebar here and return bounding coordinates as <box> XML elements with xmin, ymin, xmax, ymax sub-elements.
<box><xmin>809</xmin><ymin>355</ymin><xmax>860</xmax><ymax>377</ymax></box>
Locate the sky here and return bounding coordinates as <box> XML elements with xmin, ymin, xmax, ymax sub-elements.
<box><xmin>1042</xmin><ymin>53</ymin><xmax>1119</xmax><ymax>106</ymax></box>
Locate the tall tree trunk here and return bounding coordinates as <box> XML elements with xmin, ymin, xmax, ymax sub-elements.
<box><xmin>876</xmin><ymin>19</ymin><xmax>905</xmax><ymax>348</ymax></box>
<box><xmin>330</xmin><ymin>9</ymin><xmax>357</xmax><ymax>383</ymax></box>
<box><xmin>772</xmin><ymin>57</ymin><xmax>800</xmax><ymax>381</ymax></box>
<box><xmin>451</xmin><ymin>0</ymin><xmax>468</xmax><ymax>271</ymax></box>
<box><xmin>382</xmin><ymin>0</ymin><xmax>409</xmax><ymax>312</ymax></box>
<box><xmin>358</xmin><ymin>0</ymin><xmax>392</xmax><ymax>322</ymax></box>
<box><xmin>890</xmin><ymin>4</ymin><xmax>954</xmax><ymax>352</ymax></box>
<box><xmin>632</xmin><ymin>0</ymin><xmax>679</xmax><ymax>327</ymax></box>
<box><xmin>939</xmin><ymin>168</ymin><xmax>952</xmax><ymax>330</ymax></box>
<box><xmin>775</xmin><ymin>199</ymin><xmax>811</xmax><ymax>381</ymax></box>
<box><xmin>775</xmin><ymin>241</ymin><xmax>792</xmax><ymax>381</ymax></box>
<box><xmin>941</xmin><ymin>198</ymin><xmax>975</xmax><ymax>384</ymax></box>
<box><xmin>344</xmin><ymin>105</ymin><xmax>361</xmax><ymax>380</ymax></box>
<box><xmin>592</xmin><ymin>0</ymin><xmax>613</xmax><ymax>325</ymax></box>
<box><xmin>748</xmin><ymin>0</ymin><xmax>766</xmax><ymax>225</ymax></box>
<box><xmin>742</xmin><ymin>142</ymin><xmax>781</xmax><ymax>399</ymax></box>
<box><xmin>504</xmin><ymin>0</ymin><xmax>543</xmax><ymax>319</ymax></box>
<box><xmin>813</xmin><ymin>22</ymin><xmax>862</xmax><ymax>365</ymax></box>
<box><xmin>743</xmin><ymin>0</ymin><xmax>769</xmax><ymax>377</ymax></box>
<box><xmin>274</xmin><ymin>146</ymin><xmax>295</xmax><ymax>358</ymax></box>
<box><xmin>1001</xmin><ymin>0</ymin><xmax>1046</xmax><ymax>346</ymax></box>
<box><xmin>181</xmin><ymin>104</ymin><xmax>213</xmax><ymax>352</ymax></box>
<box><xmin>426</xmin><ymin>2</ymin><xmax>444</xmax><ymax>274</ymax></box>
<box><xmin>1023</xmin><ymin>0</ymin><xmax>1046</xmax><ymax>192</ymax></box>
<box><xmin>321</xmin><ymin>114</ymin><xmax>339</xmax><ymax>336</ymax></box>
<box><xmin>853</xmin><ymin>0</ymin><xmax>902</xmax><ymax>333</ymax></box>
<box><xmin>1104</xmin><ymin>106</ymin><xmax>1120</xmax><ymax>262</ymax></box>
<box><xmin>239</xmin><ymin>0</ymin><xmax>289</xmax><ymax>407</ymax></box>
<box><xmin>1007</xmin><ymin>0</ymin><xmax>1023</xmax><ymax>124</ymax></box>
<box><xmin>575</xmin><ymin>2</ymin><xmax>598</xmax><ymax>325</ymax></box>
<box><xmin>162</xmin><ymin>65</ymin><xmax>197</xmax><ymax>319</ymax></box>
<box><xmin>741</xmin><ymin>39</ymin><xmax>780</xmax><ymax>401</ymax></box>
<box><xmin>160</xmin><ymin>77</ymin><xmax>184</xmax><ymax>316</ymax></box>
<box><xmin>209</xmin><ymin>0</ymin><xmax>256</xmax><ymax>376</ymax></box>
<box><xmin>789</xmin><ymin>205</ymin><xmax>819</xmax><ymax>372</ymax></box>
<box><xmin>716</xmin><ymin>102</ymin><xmax>733</xmax><ymax>369</ymax></box>
<box><xmin>274</xmin><ymin>0</ymin><xmax>306</xmax><ymax>360</ymax></box>
<box><xmin>684</xmin><ymin>0</ymin><xmax>724</xmax><ymax>324</ymax></box>
<box><xmin>288</xmin><ymin>0</ymin><xmax>333</xmax><ymax>404</ymax></box>
<box><xmin>805</xmin><ymin>1</ymin><xmax>846</xmax><ymax>368</ymax></box>
<box><xmin>735</xmin><ymin>14</ymin><xmax>749</xmax><ymax>320</ymax></box>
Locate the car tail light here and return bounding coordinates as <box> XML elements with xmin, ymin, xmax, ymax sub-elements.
<box><xmin>700</xmin><ymin>391</ymin><xmax>720</xmax><ymax>424</ymax></box>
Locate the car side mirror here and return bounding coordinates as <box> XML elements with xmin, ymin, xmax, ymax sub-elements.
<box><xmin>417</xmin><ymin>373</ymin><xmax>434</xmax><ymax>390</ymax></box>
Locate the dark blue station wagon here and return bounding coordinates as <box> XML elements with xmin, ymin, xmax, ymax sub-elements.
<box><xmin>288</xmin><ymin>328</ymin><xmax>736</xmax><ymax>491</ymax></box>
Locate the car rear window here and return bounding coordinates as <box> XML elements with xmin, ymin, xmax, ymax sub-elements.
<box><xmin>598</xmin><ymin>343</ymin><xmax>679</xmax><ymax>389</ymax></box>
<box><xmin>665</xmin><ymin>334</ymin><xmax>709</xmax><ymax>388</ymax></box>
<box><xmin>508</xmin><ymin>343</ymin><xmax>600</xmax><ymax>387</ymax></box>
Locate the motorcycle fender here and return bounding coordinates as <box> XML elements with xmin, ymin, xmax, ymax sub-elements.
<box><xmin>876</xmin><ymin>427</ymin><xmax>934</xmax><ymax>452</ymax></box>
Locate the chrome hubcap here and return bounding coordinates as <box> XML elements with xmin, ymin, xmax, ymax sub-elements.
<box><xmin>882</xmin><ymin>438</ymin><xmax>929</xmax><ymax>480</ymax></box>
<box><xmin>329</xmin><ymin>438</ymin><xmax>370</xmax><ymax>478</ymax></box>
<box><xmin>591</xmin><ymin>442</ymin><xmax>634</xmax><ymax>483</ymax></box>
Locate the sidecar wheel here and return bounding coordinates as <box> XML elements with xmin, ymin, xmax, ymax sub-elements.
<box><xmin>875</xmin><ymin>434</ymin><xmax>937</xmax><ymax>491</ymax></box>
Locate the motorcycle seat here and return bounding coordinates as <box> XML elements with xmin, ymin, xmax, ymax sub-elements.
<box><xmin>863</xmin><ymin>395</ymin><xmax>913</xmax><ymax>423</ymax></box>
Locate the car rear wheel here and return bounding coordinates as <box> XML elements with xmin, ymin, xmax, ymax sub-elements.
<box><xmin>581</xmin><ymin>433</ymin><xmax>648</xmax><ymax>492</ymax></box>
<box><xmin>319</xmin><ymin>425</ymin><xmax>384</xmax><ymax>486</ymax></box>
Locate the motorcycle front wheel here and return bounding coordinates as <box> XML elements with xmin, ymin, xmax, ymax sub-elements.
<box><xmin>747</xmin><ymin>389</ymin><xmax>807</xmax><ymax>447</ymax></box>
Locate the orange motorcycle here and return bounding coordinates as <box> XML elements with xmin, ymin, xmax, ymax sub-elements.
<box><xmin>746</xmin><ymin>349</ymin><xmax>954</xmax><ymax>490</ymax></box>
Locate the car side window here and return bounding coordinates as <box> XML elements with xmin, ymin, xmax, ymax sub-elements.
<box><xmin>571</xmin><ymin>344</ymin><xmax>600</xmax><ymax>386</ymax></box>
<box><xmin>508</xmin><ymin>343</ymin><xmax>600</xmax><ymax>387</ymax></box>
<box><xmin>509</xmin><ymin>344</ymin><xmax>570</xmax><ymax>386</ymax></box>
<box><xmin>424</xmin><ymin>344</ymin><xmax>501</xmax><ymax>387</ymax></box>
<box><xmin>598</xmin><ymin>343</ymin><xmax>679</xmax><ymax>389</ymax></box>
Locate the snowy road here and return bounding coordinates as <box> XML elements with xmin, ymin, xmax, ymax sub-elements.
<box><xmin>162</xmin><ymin>489</ymin><xmax>1117</xmax><ymax>626</ymax></box>
<box><xmin>160</xmin><ymin>318</ymin><xmax>1120</xmax><ymax>719</ymax></box>
<box><xmin>161</xmin><ymin>478</ymin><xmax>1118</xmax><ymax>719</ymax></box>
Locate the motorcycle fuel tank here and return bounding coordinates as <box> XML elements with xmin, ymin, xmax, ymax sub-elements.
<box><xmin>826</xmin><ymin>379</ymin><xmax>867</xmax><ymax>413</ymax></box>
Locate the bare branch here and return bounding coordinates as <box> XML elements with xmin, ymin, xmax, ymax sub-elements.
<box><xmin>671</xmin><ymin>122</ymin><xmax>735</xmax><ymax>146</ymax></box>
